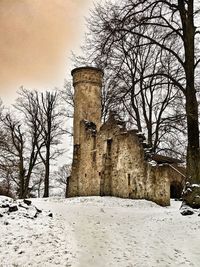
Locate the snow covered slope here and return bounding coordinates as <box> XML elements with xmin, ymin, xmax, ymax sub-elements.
<box><xmin>0</xmin><ymin>196</ymin><xmax>200</xmax><ymax>267</ymax></box>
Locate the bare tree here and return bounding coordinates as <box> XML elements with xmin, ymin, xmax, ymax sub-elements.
<box><xmin>73</xmin><ymin>1</ymin><xmax>187</xmax><ymax>158</ymax></box>
<box><xmin>54</xmin><ymin>164</ymin><xmax>71</xmax><ymax>197</ymax></box>
<box><xmin>61</xmin><ymin>81</ymin><xmax>74</xmax><ymax>119</ymax></box>
<box><xmin>0</xmin><ymin>88</ymin><xmax>67</xmax><ymax>198</ymax></box>
<box><xmin>39</xmin><ymin>91</ymin><xmax>65</xmax><ymax>197</ymax></box>
<box><xmin>16</xmin><ymin>88</ymin><xmax>66</xmax><ymax>197</ymax></box>
<box><xmin>0</xmin><ymin>111</ymin><xmax>41</xmax><ymax>198</ymax></box>
<box><xmin>77</xmin><ymin>0</ymin><xmax>200</xmax><ymax>183</ymax></box>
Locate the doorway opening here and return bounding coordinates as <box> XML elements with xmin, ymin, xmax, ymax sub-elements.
<box><xmin>170</xmin><ymin>182</ymin><xmax>182</xmax><ymax>199</ymax></box>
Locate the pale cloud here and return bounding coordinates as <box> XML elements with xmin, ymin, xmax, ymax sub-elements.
<box><xmin>0</xmin><ymin>0</ymin><xmax>94</xmax><ymax>104</ymax></box>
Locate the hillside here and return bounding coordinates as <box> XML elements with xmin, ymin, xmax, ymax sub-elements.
<box><xmin>0</xmin><ymin>196</ymin><xmax>200</xmax><ymax>267</ymax></box>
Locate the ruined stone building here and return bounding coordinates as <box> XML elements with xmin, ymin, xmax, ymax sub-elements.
<box><xmin>67</xmin><ymin>66</ymin><xmax>185</xmax><ymax>206</ymax></box>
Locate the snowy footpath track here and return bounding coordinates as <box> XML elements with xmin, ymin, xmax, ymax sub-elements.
<box><xmin>1</xmin><ymin>196</ymin><xmax>200</xmax><ymax>267</ymax></box>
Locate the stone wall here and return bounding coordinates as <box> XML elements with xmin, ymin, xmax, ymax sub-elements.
<box><xmin>96</xmin><ymin>117</ymin><xmax>146</xmax><ymax>199</ymax></box>
<box><xmin>67</xmin><ymin>120</ymin><xmax>100</xmax><ymax>197</ymax></box>
<box><xmin>146</xmin><ymin>164</ymin><xmax>170</xmax><ymax>206</ymax></box>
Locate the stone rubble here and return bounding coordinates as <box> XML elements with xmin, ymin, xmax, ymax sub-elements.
<box><xmin>0</xmin><ymin>196</ymin><xmax>53</xmax><ymax>219</ymax></box>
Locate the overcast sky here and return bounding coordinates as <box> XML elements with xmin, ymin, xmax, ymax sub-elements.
<box><xmin>0</xmin><ymin>0</ymin><xmax>100</xmax><ymax>105</ymax></box>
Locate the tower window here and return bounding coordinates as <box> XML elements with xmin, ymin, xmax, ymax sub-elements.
<box><xmin>107</xmin><ymin>139</ymin><xmax>112</xmax><ymax>156</ymax></box>
<box><xmin>128</xmin><ymin>174</ymin><xmax>131</xmax><ymax>186</ymax></box>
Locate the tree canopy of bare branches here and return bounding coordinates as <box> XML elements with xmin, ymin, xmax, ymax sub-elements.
<box><xmin>16</xmin><ymin>88</ymin><xmax>66</xmax><ymax>197</ymax></box>
<box><xmin>75</xmin><ymin>0</ymin><xmax>200</xmax><ymax>183</ymax></box>
<box><xmin>0</xmin><ymin>88</ymin><xmax>66</xmax><ymax>198</ymax></box>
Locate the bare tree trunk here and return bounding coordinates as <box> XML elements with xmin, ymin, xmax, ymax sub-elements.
<box><xmin>43</xmin><ymin>147</ymin><xmax>50</xmax><ymax>197</ymax></box>
<box><xmin>179</xmin><ymin>0</ymin><xmax>200</xmax><ymax>183</ymax></box>
<box><xmin>185</xmin><ymin>64</ymin><xmax>200</xmax><ymax>183</ymax></box>
<box><xmin>18</xmin><ymin>159</ymin><xmax>25</xmax><ymax>198</ymax></box>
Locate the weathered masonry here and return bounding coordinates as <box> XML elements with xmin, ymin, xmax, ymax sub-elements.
<box><xmin>67</xmin><ymin>66</ymin><xmax>185</xmax><ymax>206</ymax></box>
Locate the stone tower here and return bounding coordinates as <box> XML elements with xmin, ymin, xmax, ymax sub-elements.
<box><xmin>72</xmin><ymin>66</ymin><xmax>103</xmax><ymax>145</ymax></box>
<box><xmin>67</xmin><ymin>66</ymin><xmax>103</xmax><ymax>197</ymax></box>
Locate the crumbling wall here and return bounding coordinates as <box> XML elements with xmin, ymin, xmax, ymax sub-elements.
<box><xmin>78</xmin><ymin>120</ymin><xmax>100</xmax><ymax>196</ymax></box>
<box><xmin>146</xmin><ymin>164</ymin><xmax>170</xmax><ymax>206</ymax></box>
<box><xmin>68</xmin><ymin>120</ymin><xmax>100</xmax><ymax>197</ymax></box>
<box><xmin>96</xmin><ymin>118</ymin><xmax>147</xmax><ymax>199</ymax></box>
<box><xmin>68</xmin><ymin>108</ymin><xmax>173</xmax><ymax>205</ymax></box>
<box><xmin>67</xmin><ymin>144</ymin><xmax>80</xmax><ymax>197</ymax></box>
<box><xmin>67</xmin><ymin>66</ymin><xmax>182</xmax><ymax>206</ymax></box>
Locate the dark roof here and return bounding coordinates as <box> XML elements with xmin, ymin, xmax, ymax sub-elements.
<box><xmin>152</xmin><ymin>154</ymin><xmax>183</xmax><ymax>164</ymax></box>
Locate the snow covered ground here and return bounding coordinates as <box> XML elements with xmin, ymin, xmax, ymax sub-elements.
<box><xmin>0</xmin><ymin>196</ymin><xmax>200</xmax><ymax>267</ymax></box>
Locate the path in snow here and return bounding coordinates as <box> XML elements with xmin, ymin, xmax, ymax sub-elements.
<box><xmin>33</xmin><ymin>197</ymin><xmax>200</xmax><ymax>267</ymax></box>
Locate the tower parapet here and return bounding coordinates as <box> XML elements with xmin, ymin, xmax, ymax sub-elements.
<box><xmin>71</xmin><ymin>66</ymin><xmax>103</xmax><ymax>87</ymax></box>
